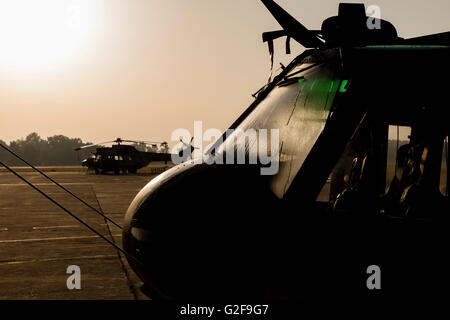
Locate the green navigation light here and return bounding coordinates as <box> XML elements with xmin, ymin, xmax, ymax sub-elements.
<box><xmin>339</xmin><ymin>80</ymin><xmax>350</xmax><ymax>93</ymax></box>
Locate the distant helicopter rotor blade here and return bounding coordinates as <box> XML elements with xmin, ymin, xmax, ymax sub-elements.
<box><xmin>121</xmin><ymin>139</ymin><xmax>143</xmax><ymax>144</ymax></box>
<box><xmin>179</xmin><ymin>138</ymin><xmax>189</xmax><ymax>147</ymax></box>
<box><xmin>141</xmin><ymin>140</ymin><xmax>166</xmax><ymax>144</ymax></box>
<box><xmin>74</xmin><ymin>138</ymin><xmax>168</xmax><ymax>152</ymax></box>
<box><xmin>121</xmin><ymin>139</ymin><xmax>165</xmax><ymax>145</ymax></box>
<box><xmin>74</xmin><ymin>144</ymin><xmax>95</xmax><ymax>151</ymax></box>
<box><xmin>260</xmin><ymin>0</ymin><xmax>324</xmax><ymax>49</ymax></box>
<box><xmin>73</xmin><ymin>141</ymin><xmax>116</xmax><ymax>151</ymax></box>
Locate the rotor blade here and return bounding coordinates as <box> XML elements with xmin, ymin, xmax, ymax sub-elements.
<box><xmin>74</xmin><ymin>141</ymin><xmax>115</xmax><ymax>151</ymax></box>
<box><xmin>260</xmin><ymin>0</ymin><xmax>324</xmax><ymax>49</ymax></box>
<box><xmin>141</xmin><ymin>140</ymin><xmax>165</xmax><ymax>144</ymax></box>
<box><xmin>74</xmin><ymin>145</ymin><xmax>95</xmax><ymax>151</ymax></box>
<box><xmin>404</xmin><ymin>31</ymin><xmax>450</xmax><ymax>45</ymax></box>
<box><xmin>179</xmin><ymin>138</ymin><xmax>188</xmax><ymax>147</ymax></box>
<box><xmin>121</xmin><ymin>139</ymin><xmax>165</xmax><ymax>145</ymax></box>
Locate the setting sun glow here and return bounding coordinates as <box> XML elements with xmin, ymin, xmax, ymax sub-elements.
<box><xmin>0</xmin><ymin>0</ymin><xmax>94</xmax><ymax>73</ymax></box>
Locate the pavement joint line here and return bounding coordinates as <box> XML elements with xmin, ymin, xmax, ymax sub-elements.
<box><xmin>0</xmin><ymin>234</ymin><xmax>122</xmax><ymax>243</ymax></box>
<box><xmin>32</xmin><ymin>225</ymin><xmax>79</xmax><ymax>230</ymax></box>
<box><xmin>100</xmin><ymin>222</ymin><xmax>123</xmax><ymax>227</ymax></box>
<box><xmin>0</xmin><ymin>254</ymin><xmax>118</xmax><ymax>266</ymax></box>
<box><xmin>90</xmin><ymin>184</ymin><xmax>139</xmax><ymax>300</ymax></box>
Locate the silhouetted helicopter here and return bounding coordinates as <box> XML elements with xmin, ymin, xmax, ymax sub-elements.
<box><xmin>75</xmin><ymin>138</ymin><xmax>172</xmax><ymax>174</ymax></box>
<box><xmin>118</xmin><ymin>0</ymin><xmax>449</xmax><ymax>301</ymax></box>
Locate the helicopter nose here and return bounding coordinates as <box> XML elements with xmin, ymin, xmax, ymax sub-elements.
<box><xmin>122</xmin><ymin>161</ymin><xmax>276</xmax><ymax>299</ymax></box>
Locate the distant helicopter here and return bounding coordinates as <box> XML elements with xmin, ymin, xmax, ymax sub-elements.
<box><xmin>75</xmin><ymin>138</ymin><xmax>172</xmax><ymax>174</ymax></box>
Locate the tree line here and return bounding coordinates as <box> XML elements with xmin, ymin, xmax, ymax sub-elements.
<box><xmin>1</xmin><ymin>133</ymin><xmax>428</xmax><ymax>167</ymax></box>
<box><xmin>0</xmin><ymin>132</ymin><xmax>92</xmax><ymax>166</ymax></box>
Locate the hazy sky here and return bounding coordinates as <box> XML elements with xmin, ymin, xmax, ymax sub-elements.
<box><xmin>1</xmin><ymin>0</ymin><xmax>449</xmax><ymax>146</ymax></box>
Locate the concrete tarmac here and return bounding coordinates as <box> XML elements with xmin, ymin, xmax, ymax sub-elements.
<box><xmin>0</xmin><ymin>167</ymin><xmax>166</xmax><ymax>300</ymax></box>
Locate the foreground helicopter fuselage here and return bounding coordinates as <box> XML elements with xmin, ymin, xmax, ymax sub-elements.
<box><xmin>122</xmin><ymin>1</ymin><xmax>449</xmax><ymax>300</ymax></box>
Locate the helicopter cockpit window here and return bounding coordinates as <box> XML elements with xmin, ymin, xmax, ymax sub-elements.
<box><xmin>216</xmin><ymin>62</ymin><xmax>341</xmax><ymax>198</ymax></box>
<box><xmin>316</xmin><ymin>114</ymin><xmax>372</xmax><ymax>208</ymax></box>
<box><xmin>385</xmin><ymin>125</ymin><xmax>412</xmax><ymax>193</ymax></box>
<box><xmin>316</xmin><ymin>116</ymin><xmax>448</xmax><ymax>220</ymax></box>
